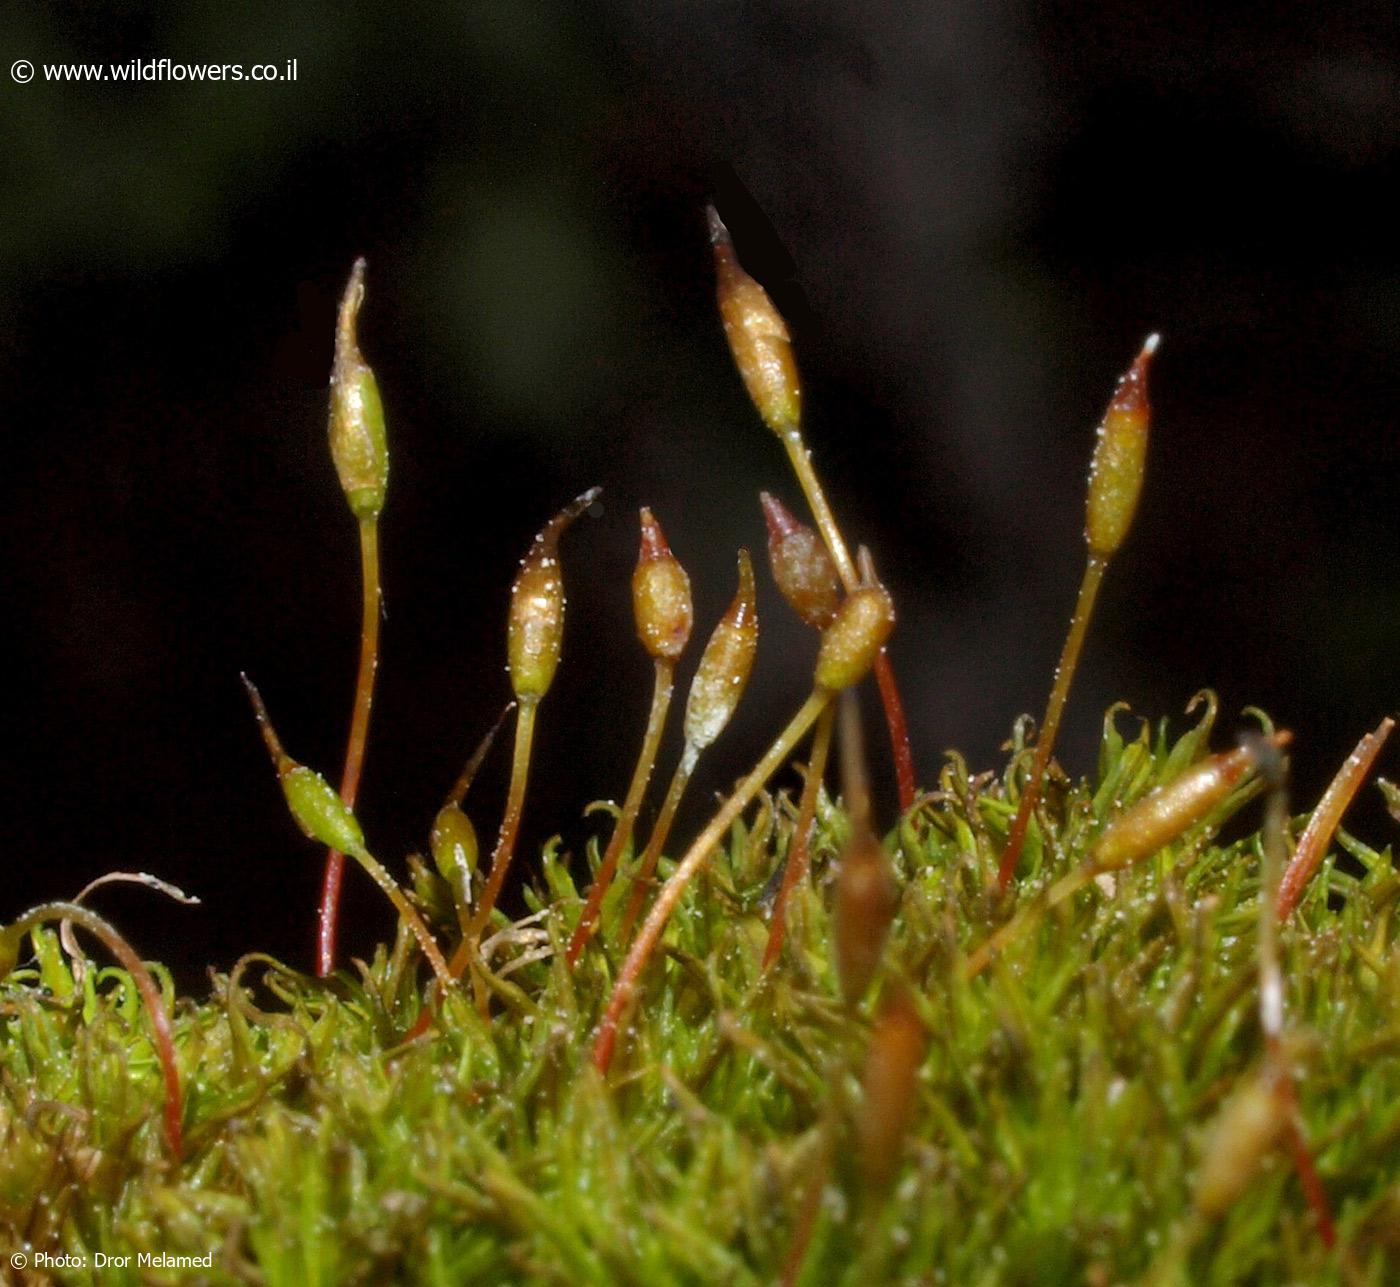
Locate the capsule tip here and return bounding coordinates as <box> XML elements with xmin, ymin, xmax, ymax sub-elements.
<box><xmin>637</xmin><ymin>506</ymin><xmax>672</xmax><ymax>562</ymax></box>
<box><xmin>705</xmin><ymin>204</ymin><xmax>732</xmax><ymax>248</ymax></box>
<box><xmin>856</xmin><ymin>545</ymin><xmax>879</xmax><ymax>588</ymax></box>
<box><xmin>759</xmin><ymin>491</ymin><xmax>799</xmax><ymax>542</ymax></box>
<box><xmin>337</xmin><ymin>260</ymin><xmax>367</xmax><ymax>342</ymax></box>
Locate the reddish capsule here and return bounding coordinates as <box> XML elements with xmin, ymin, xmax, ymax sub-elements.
<box><xmin>632</xmin><ymin>508</ymin><xmax>694</xmax><ymax>661</ymax></box>
<box><xmin>761</xmin><ymin>492</ymin><xmax>841</xmax><ymax>629</ymax></box>
<box><xmin>833</xmin><ymin>826</ymin><xmax>898</xmax><ymax>1005</ymax></box>
<box><xmin>858</xmin><ymin>986</ymin><xmax>926</xmax><ymax>1197</ymax></box>
<box><xmin>1085</xmin><ymin>335</ymin><xmax>1158</xmax><ymax>561</ymax></box>
<box><xmin>709</xmin><ymin>207</ymin><xmax>802</xmax><ymax>437</ymax></box>
<box><xmin>683</xmin><ymin>551</ymin><xmax>759</xmax><ymax>750</ymax></box>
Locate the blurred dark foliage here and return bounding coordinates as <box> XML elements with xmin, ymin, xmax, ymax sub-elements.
<box><xmin>0</xmin><ymin>2</ymin><xmax>1395</xmax><ymax>982</ymax></box>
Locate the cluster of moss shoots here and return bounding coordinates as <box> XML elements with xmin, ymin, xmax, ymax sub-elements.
<box><xmin>2</xmin><ymin>214</ymin><xmax>1398</xmax><ymax>1284</ymax></box>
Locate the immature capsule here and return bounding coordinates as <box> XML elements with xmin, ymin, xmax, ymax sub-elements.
<box><xmin>1085</xmin><ymin>335</ymin><xmax>1159</xmax><ymax>560</ymax></box>
<box><xmin>858</xmin><ymin>986</ymin><xmax>926</xmax><ymax>1196</ymax></box>
<box><xmin>430</xmin><ymin>803</ymin><xmax>479</xmax><ymax>886</ymax></box>
<box><xmin>242</xmin><ymin>675</ymin><xmax>368</xmax><ymax>856</ymax></box>
<box><xmin>632</xmin><ymin>508</ymin><xmax>694</xmax><ymax>661</ymax></box>
<box><xmin>507</xmin><ymin>489</ymin><xmax>599</xmax><ymax>700</ymax></box>
<box><xmin>761</xmin><ymin>492</ymin><xmax>840</xmax><ymax>629</ymax></box>
<box><xmin>708</xmin><ymin>206</ymin><xmax>802</xmax><ymax>437</ymax></box>
<box><xmin>1089</xmin><ymin>736</ymin><xmax>1284</xmax><ymax>873</ymax></box>
<box><xmin>283</xmin><ymin>766</ymin><xmax>366</xmax><ymax>856</ymax></box>
<box><xmin>683</xmin><ymin>550</ymin><xmax>759</xmax><ymax>750</ymax></box>
<box><xmin>328</xmin><ymin>259</ymin><xmax>389</xmax><ymax>521</ymax></box>
<box><xmin>833</xmin><ymin>826</ymin><xmax>899</xmax><ymax>1005</ymax></box>
<box><xmin>814</xmin><ymin>581</ymin><xmax>895</xmax><ymax>693</ymax></box>
<box><xmin>1194</xmin><ymin>1072</ymin><xmax>1289</xmax><ymax>1220</ymax></box>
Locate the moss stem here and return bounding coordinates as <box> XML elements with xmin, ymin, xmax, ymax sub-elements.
<box><xmin>13</xmin><ymin>902</ymin><xmax>183</xmax><ymax>1159</ymax></box>
<box><xmin>997</xmin><ymin>554</ymin><xmax>1106</xmax><ymax>892</ymax></box>
<box><xmin>593</xmin><ymin>690</ymin><xmax>830</xmax><ymax>1073</ymax></box>
<box><xmin>567</xmin><ymin>659</ymin><xmax>675</xmax><ymax>966</ymax></box>
<box><xmin>318</xmin><ymin>515</ymin><xmax>381</xmax><ymax>976</ymax></box>
<box><xmin>616</xmin><ymin>743</ymin><xmax>698</xmax><ymax>948</ymax></box>
<box><xmin>780</xmin><ymin>432</ymin><xmax>916</xmax><ymax>810</ymax></box>
<box><xmin>763</xmin><ymin>701</ymin><xmax>835</xmax><ymax>970</ymax></box>
<box><xmin>453</xmin><ymin>696</ymin><xmax>539</xmax><ymax>969</ymax></box>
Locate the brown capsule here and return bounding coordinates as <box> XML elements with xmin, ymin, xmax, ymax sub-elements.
<box><xmin>814</xmin><ymin>583</ymin><xmax>895</xmax><ymax>693</ymax></box>
<box><xmin>1194</xmin><ymin>1072</ymin><xmax>1289</xmax><ymax>1220</ymax></box>
<box><xmin>1090</xmin><ymin>734</ymin><xmax>1287</xmax><ymax>872</ymax></box>
<box><xmin>1085</xmin><ymin>334</ymin><xmax>1158</xmax><ymax>560</ymax></box>
<box><xmin>858</xmin><ymin>986</ymin><xmax>926</xmax><ymax>1197</ymax></box>
<box><xmin>507</xmin><ymin>489</ymin><xmax>599</xmax><ymax>700</ymax></box>
<box><xmin>683</xmin><ymin>551</ymin><xmax>759</xmax><ymax>750</ymax></box>
<box><xmin>708</xmin><ymin>206</ymin><xmax>802</xmax><ymax>437</ymax></box>
<box><xmin>632</xmin><ymin>508</ymin><xmax>694</xmax><ymax>661</ymax></box>
<box><xmin>833</xmin><ymin>826</ymin><xmax>899</xmax><ymax>1005</ymax></box>
<box><xmin>761</xmin><ymin>492</ymin><xmax>841</xmax><ymax>629</ymax></box>
<box><xmin>328</xmin><ymin>259</ymin><xmax>389</xmax><ymax>521</ymax></box>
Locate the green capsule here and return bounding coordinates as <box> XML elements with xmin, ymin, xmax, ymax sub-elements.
<box><xmin>281</xmin><ymin>764</ymin><xmax>366</xmax><ymax>857</ymax></box>
<box><xmin>430</xmin><ymin>802</ymin><xmax>479</xmax><ymax>885</ymax></box>
<box><xmin>328</xmin><ymin>259</ymin><xmax>389</xmax><ymax>521</ymax></box>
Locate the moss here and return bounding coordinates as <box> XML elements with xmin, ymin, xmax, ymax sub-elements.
<box><xmin>1</xmin><ymin>697</ymin><xmax>1397</xmax><ymax>1284</ymax></box>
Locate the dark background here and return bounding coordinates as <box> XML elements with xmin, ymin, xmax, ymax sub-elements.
<box><xmin>1</xmin><ymin>3</ymin><xmax>1395</xmax><ymax>985</ymax></box>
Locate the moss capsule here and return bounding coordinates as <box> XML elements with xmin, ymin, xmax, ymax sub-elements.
<box><xmin>1085</xmin><ymin>334</ymin><xmax>1158</xmax><ymax>560</ymax></box>
<box><xmin>632</xmin><ymin>507</ymin><xmax>693</xmax><ymax>661</ymax></box>
<box><xmin>1194</xmin><ymin>1072</ymin><xmax>1289</xmax><ymax>1220</ymax></box>
<box><xmin>1090</xmin><ymin>736</ymin><xmax>1284</xmax><ymax>873</ymax></box>
<box><xmin>281</xmin><ymin>764</ymin><xmax>367</xmax><ymax>857</ymax></box>
<box><xmin>683</xmin><ymin>550</ymin><xmax>759</xmax><ymax>750</ymax></box>
<box><xmin>328</xmin><ymin>259</ymin><xmax>389</xmax><ymax>521</ymax></box>
<box><xmin>858</xmin><ymin>986</ymin><xmax>926</xmax><ymax>1196</ymax></box>
<box><xmin>430</xmin><ymin>803</ymin><xmax>479</xmax><ymax>886</ymax></box>
<box><xmin>814</xmin><ymin>582</ymin><xmax>895</xmax><ymax>693</ymax></box>
<box><xmin>761</xmin><ymin>491</ymin><xmax>840</xmax><ymax>629</ymax></box>
<box><xmin>507</xmin><ymin>489</ymin><xmax>599</xmax><ymax>700</ymax></box>
<box><xmin>833</xmin><ymin>827</ymin><xmax>898</xmax><ymax>1005</ymax></box>
<box><xmin>709</xmin><ymin>206</ymin><xmax>802</xmax><ymax>437</ymax></box>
